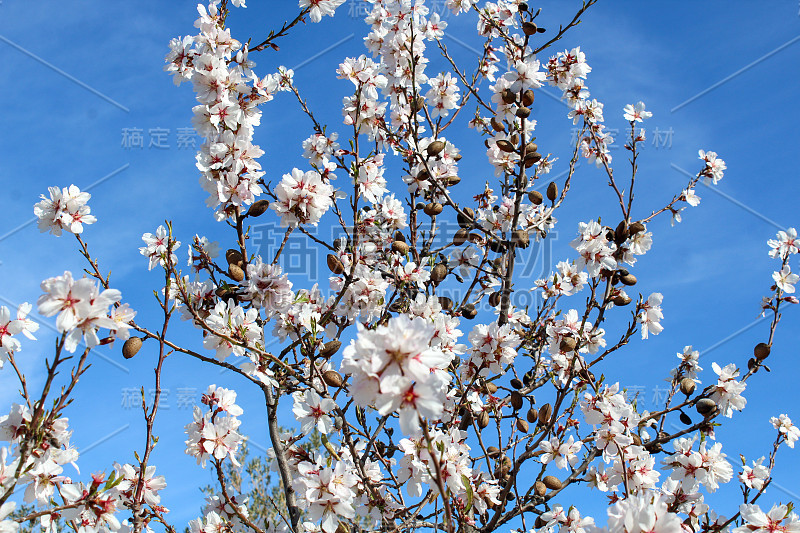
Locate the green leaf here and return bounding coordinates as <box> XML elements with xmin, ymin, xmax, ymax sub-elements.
<box><xmin>462</xmin><ymin>475</ymin><xmax>474</xmax><ymax>513</ymax></box>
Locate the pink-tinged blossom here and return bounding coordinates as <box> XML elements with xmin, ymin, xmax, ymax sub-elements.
<box><xmin>570</xmin><ymin>220</ymin><xmax>617</xmax><ymax>278</ymax></box>
<box><xmin>623</xmin><ymin>101</ymin><xmax>652</xmax><ymax>122</ymax></box>
<box><xmin>140</xmin><ymin>225</ymin><xmax>181</xmax><ymax>271</ymax></box>
<box><xmin>185</xmin><ymin>405</ymin><xmax>243</xmax><ymax>468</ymax></box>
<box><xmin>773</xmin><ymin>266</ymin><xmax>798</xmax><ymax>293</ymax></box>
<box><xmin>201</xmin><ymin>384</ymin><xmax>244</xmax><ymax>416</ymax></box>
<box><xmin>292</xmin><ymin>389</ymin><xmax>337</xmax><ymax>435</ymax></box>
<box><xmin>698</xmin><ymin>149</ymin><xmax>726</xmax><ymax>184</ymax></box>
<box><xmin>34</xmin><ymin>185</ymin><xmax>96</xmax><ymax>236</ymax></box>
<box><xmin>341</xmin><ymin>315</ymin><xmax>452</xmax><ymax>435</ymax></box>
<box><xmin>710</xmin><ymin>362</ymin><xmax>747</xmax><ymax>417</ymax></box>
<box><xmin>771</xmin><ymin>414</ymin><xmax>800</xmax><ymax>448</ymax></box>
<box><xmin>541</xmin><ymin>505</ymin><xmax>595</xmax><ymax>533</ymax></box>
<box><xmin>203</xmin><ymin>299</ymin><xmax>261</xmax><ymax>360</ymax></box>
<box><xmin>271</xmin><ymin>168</ymin><xmax>334</xmax><ymax>227</ymax></box>
<box><xmin>605</xmin><ymin>494</ymin><xmax>683</xmax><ymax>533</ymax></box>
<box><xmin>37</xmin><ymin>271</ymin><xmax>130</xmax><ymax>352</ymax></box>
<box><xmin>300</xmin><ymin>0</ymin><xmax>346</xmax><ymax>23</ymax></box>
<box><xmin>245</xmin><ymin>257</ymin><xmax>294</xmax><ymax>315</ymax></box>
<box><xmin>0</xmin><ymin>501</ymin><xmax>18</xmax><ymax>533</ymax></box>
<box><xmin>540</xmin><ymin>435</ymin><xmax>582</xmax><ymax>469</ymax></box>
<box><xmin>637</xmin><ymin>293</ymin><xmax>664</xmax><ymax>339</ymax></box>
<box><xmin>733</xmin><ymin>504</ymin><xmax>800</xmax><ymax>533</ymax></box>
<box><xmin>739</xmin><ymin>456</ymin><xmax>769</xmax><ymax>491</ymax></box>
<box><xmin>768</xmin><ymin>228</ymin><xmax>799</xmax><ymax>259</ymax></box>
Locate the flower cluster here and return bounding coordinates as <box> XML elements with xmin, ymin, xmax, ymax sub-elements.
<box><xmin>165</xmin><ymin>0</ymin><xmax>289</xmax><ymax>220</ymax></box>
<box><xmin>37</xmin><ymin>271</ymin><xmax>134</xmax><ymax>352</ymax></box>
<box><xmin>34</xmin><ymin>185</ymin><xmax>96</xmax><ymax>236</ymax></box>
<box><xmin>185</xmin><ymin>385</ymin><xmax>244</xmax><ymax>467</ymax></box>
<box><xmin>340</xmin><ymin>315</ymin><xmax>452</xmax><ymax>435</ymax></box>
<box><xmin>0</xmin><ymin>303</ymin><xmax>38</xmax><ymax>364</ymax></box>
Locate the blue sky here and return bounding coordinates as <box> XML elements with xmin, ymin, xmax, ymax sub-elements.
<box><xmin>1</xmin><ymin>0</ymin><xmax>799</xmax><ymax>528</ymax></box>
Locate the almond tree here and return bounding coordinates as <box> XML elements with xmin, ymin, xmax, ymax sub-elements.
<box><xmin>1</xmin><ymin>2</ymin><xmax>799</xmax><ymax>533</ymax></box>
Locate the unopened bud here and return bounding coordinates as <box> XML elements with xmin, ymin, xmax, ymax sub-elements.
<box><xmin>247</xmin><ymin>199</ymin><xmax>270</xmax><ymax>217</ymax></box>
<box><xmin>546</xmin><ymin>182</ymin><xmax>558</xmax><ymax>201</ymax></box>
<box><xmin>427</xmin><ymin>140</ymin><xmax>445</xmax><ymax>157</ymax></box>
<box><xmin>392</xmin><ymin>241</ymin><xmax>409</xmax><ymax>254</ymax></box>
<box><xmin>424</xmin><ymin>202</ymin><xmax>444</xmax><ymax>216</ymax></box>
<box><xmin>542</xmin><ymin>475</ymin><xmax>562</xmax><ymax>490</ymax></box>
<box><xmin>327</xmin><ymin>254</ymin><xmax>345</xmax><ymax>275</ymax></box>
<box><xmin>696</xmin><ymin>398</ymin><xmax>716</xmax><ymax>416</ymax></box>
<box><xmin>323</xmin><ymin>370</ymin><xmax>344</xmax><ymax>388</ymax></box>
<box><xmin>228</xmin><ymin>264</ymin><xmax>245</xmax><ymax>282</ymax></box>
<box><xmin>122</xmin><ymin>337</ymin><xmax>142</xmax><ymax>359</ymax></box>
<box><xmin>528</xmin><ymin>190</ymin><xmax>543</xmax><ymax>205</ymax></box>
<box><xmin>320</xmin><ymin>340</ymin><xmax>342</xmax><ymax>358</ymax></box>
<box><xmin>754</xmin><ymin>342</ymin><xmax>770</xmax><ymax>360</ymax></box>
<box><xmin>225</xmin><ymin>249</ymin><xmax>244</xmax><ymax>268</ymax></box>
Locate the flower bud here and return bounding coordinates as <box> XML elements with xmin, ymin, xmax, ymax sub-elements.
<box><xmin>459</xmin><ymin>410</ymin><xmax>473</xmax><ymax>430</ymax></box>
<box><xmin>754</xmin><ymin>342</ymin><xmax>770</xmax><ymax>360</ymax></box>
<box><xmin>614</xmin><ymin>220</ymin><xmax>629</xmax><ymax>244</ymax></box>
<box><xmin>424</xmin><ymin>202</ymin><xmax>444</xmax><ymax>216</ymax></box>
<box><xmin>542</xmin><ymin>475</ymin><xmax>562</xmax><ymax>490</ymax></box>
<box><xmin>489</xmin><ymin>291</ymin><xmax>502</xmax><ymax>307</ymax></box>
<box><xmin>538</xmin><ymin>403</ymin><xmax>552</xmax><ymax>426</ymax></box>
<box><xmin>496</xmin><ymin>140</ymin><xmax>515</xmax><ymax>153</ymax></box>
<box><xmin>489</xmin><ymin>239</ymin><xmax>506</xmax><ymax>253</ymax></box>
<box><xmin>510</xmin><ymin>391</ymin><xmax>523</xmax><ymax>411</ymax></box>
<box><xmin>320</xmin><ymin>340</ymin><xmax>342</xmax><ymax>358</ymax></box>
<box><xmin>522</xmin><ymin>21</ymin><xmax>538</xmax><ymax>35</ymax></box>
<box><xmin>247</xmin><ymin>199</ymin><xmax>270</xmax><ymax>217</ymax></box>
<box><xmin>546</xmin><ymin>182</ymin><xmax>558</xmax><ymax>201</ymax></box>
<box><xmin>225</xmin><ymin>248</ymin><xmax>244</xmax><ymax>268</ymax></box>
<box><xmin>323</xmin><ymin>370</ymin><xmax>344</xmax><ymax>388</ymax></box>
<box><xmin>490</xmin><ymin>116</ymin><xmax>505</xmax><ymax>132</ymax></box>
<box><xmin>528</xmin><ymin>190</ymin><xmax>543</xmax><ymax>205</ymax></box>
<box><xmin>522</xmin><ymin>89</ymin><xmax>535</xmax><ymax>107</ymax></box>
<box><xmin>501</xmin><ymin>89</ymin><xmax>516</xmax><ymax>104</ymax></box>
<box><xmin>327</xmin><ymin>254</ymin><xmax>345</xmax><ymax>274</ymax></box>
<box><xmin>512</xmin><ymin>229</ymin><xmax>530</xmax><ymax>248</ymax></box>
<box><xmin>429</xmin><ymin>264</ymin><xmax>446</xmax><ymax>284</ymax></box>
<box><xmin>427</xmin><ymin>140</ymin><xmax>445</xmax><ymax>157</ymax></box>
<box><xmin>559</xmin><ymin>337</ymin><xmax>577</xmax><ymax>352</ymax></box>
<box><xmin>453</xmin><ymin>228</ymin><xmax>470</xmax><ymax>246</ymax></box>
<box><xmin>122</xmin><ymin>337</ymin><xmax>142</xmax><ymax>359</ymax></box>
<box><xmin>391</xmin><ymin>240</ymin><xmax>409</xmax><ymax>254</ymax></box>
<box><xmin>612</xmin><ymin>294</ymin><xmax>632</xmax><ymax>306</ymax></box>
<box><xmin>461</xmin><ymin>303</ymin><xmax>478</xmax><ymax>319</ymax></box>
<box><xmin>457</xmin><ymin>207</ymin><xmax>475</xmax><ymax>228</ymax></box>
<box><xmin>629</xmin><ymin>221</ymin><xmax>645</xmax><ymax>235</ymax></box>
<box><xmin>228</xmin><ymin>264</ymin><xmax>245</xmax><ymax>282</ymax></box>
<box><xmin>696</xmin><ymin>398</ymin><xmax>716</xmax><ymax>416</ymax></box>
